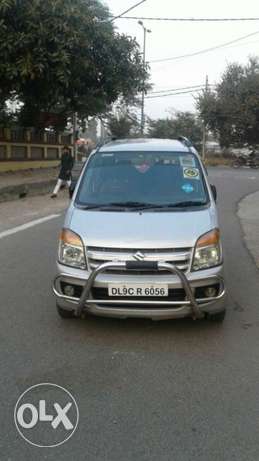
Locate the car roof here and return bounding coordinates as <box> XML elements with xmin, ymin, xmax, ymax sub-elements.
<box><xmin>98</xmin><ymin>138</ymin><xmax>195</xmax><ymax>154</ymax></box>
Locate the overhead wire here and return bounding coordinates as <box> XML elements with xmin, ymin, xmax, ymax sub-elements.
<box><xmin>109</xmin><ymin>0</ymin><xmax>147</xmax><ymax>22</ymax></box>
<box><xmin>146</xmin><ymin>89</ymin><xmax>205</xmax><ymax>99</ymax></box>
<box><xmin>149</xmin><ymin>29</ymin><xmax>259</xmax><ymax>63</ymax></box>
<box><xmin>114</xmin><ymin>16</ymin><xmax>259</xmax><ymax>22</ymax></box>
<box><xmin>149</xmin><ymin>84</ymin><xmax>216</xmax><ymax>94</ymax></box>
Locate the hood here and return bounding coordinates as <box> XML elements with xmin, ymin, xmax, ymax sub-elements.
<box><xmin>68</xmin><ymin>207</ymin><xmax>217</xmax><ymax>249</ymax></box>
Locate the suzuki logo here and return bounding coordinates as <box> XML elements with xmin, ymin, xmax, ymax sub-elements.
<box><xmin>133</xmin><ymin>251</ymin><xmax>145</xmax><ymax>261</ymax></box>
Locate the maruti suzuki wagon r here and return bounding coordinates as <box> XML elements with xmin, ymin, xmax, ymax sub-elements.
<box><xmin>53</xmin><ymin>138</ymin><xmax>226</xmax><ymax>322</ymax></box>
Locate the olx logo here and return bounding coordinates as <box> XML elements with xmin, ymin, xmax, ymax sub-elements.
<box><xmin>14</xmin><ymin>383</ymin><xmax>79</xmax><ymax>447</ymax></box>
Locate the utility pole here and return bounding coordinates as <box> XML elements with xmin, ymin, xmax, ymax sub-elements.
<box><xmin>202</xmin><ymin>75</ymin><xmax>209</xmax><ymax>161</ymax></box>
<box><xmin>73</xmin><ymin>112</ymin><xmax>78</xmax><ymax>162</ymax></box>
<box><xmin>138</xmin><ymin>21</ymin><xmax>151</xmax><ymax>136</ymax></box>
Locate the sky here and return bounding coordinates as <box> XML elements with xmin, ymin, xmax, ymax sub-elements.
<box><xmin>104</xmin><ymin>0</ymin><xmax>259</xmax><ymax>119</ymax></box>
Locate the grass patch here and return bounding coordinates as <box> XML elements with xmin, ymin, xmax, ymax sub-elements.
<box><xmin>0</xmin><ymin>160</ymin><xmax>59</xmax><ymax>172</ymax></box>
<box><xmin>204</xmin><ymin>155</ymin><xmax>232</xmax><ymax>167</ymax></box>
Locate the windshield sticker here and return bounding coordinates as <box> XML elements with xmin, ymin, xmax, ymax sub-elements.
<box><xmin>180</xmin><ymin>155</ymin><xmax>196</xmax><ymax>167</ymax></box>
<box><xmin>183</xmin><ymin>167</ymin><xmax>200</xmax><ymax>180</ymax></box>
<box><xmin>182</xmin><ymin>183</ymin><xmax>194</xmax><ymax>194</ymax></box>
<box><xmin>135</xmin><ymin>163</ymin><xmax>151</xmax><ymax>173</ymax></box>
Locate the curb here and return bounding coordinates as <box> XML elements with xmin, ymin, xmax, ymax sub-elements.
<box><xmin>0</xmin><ymin>180</ymin><xmax>56</xmax><ymax>203</ymax></box>
<box><xmin>238</xmin><ymin>190</ymin><xmax>259</xmax><ymax>270</ymax></box>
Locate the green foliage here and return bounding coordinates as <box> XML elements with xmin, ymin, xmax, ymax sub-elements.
<box><xmin>197</xmin><ymin>58</ymin><xmax>259</xmax><ymax>148</ymax></box>
<box><xmin>0</xmin><ymin>0</ymin><xmax>149</xmax><ymax>128</ymax></box>
<box><xmin>107</xmin><ymin>109</ymin><xmax>140</xmax><ymax>138</ymax></box>
<box><xmin>147</xmin><ymin>111</ymin><xmax>203</xmax><ymax>149</ymax></box>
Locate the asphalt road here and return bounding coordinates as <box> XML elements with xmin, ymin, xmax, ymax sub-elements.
<box><xmin>1</xmin><ymin>167</ymin><xmax>259</xmax><ymax>460</ymax></box>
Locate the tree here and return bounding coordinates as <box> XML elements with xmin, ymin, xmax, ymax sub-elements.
<box><xmin>197</xmin><ymin>58</ymin><xmax>259</xmax><ymax>148</ymax></box>
<box><xmin>0</xmin><ymin>0</ymin><xmax>149</xmax><ymax>128</ymax></box>
<box><xmin>106</xmin><ymin>108</ymin><xmax>140</xmax><ymax>138</ymax></box>
<box><xmin>147</xmin><ymin>111</ymin><xmax>203</xmax><ymax>149</ymax></box>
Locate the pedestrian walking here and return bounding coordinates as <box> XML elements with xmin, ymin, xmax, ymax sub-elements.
<box><xmin>51</xmin><ymin>146</ymin><xmax>74</xmax><ymax>198</ymax></box>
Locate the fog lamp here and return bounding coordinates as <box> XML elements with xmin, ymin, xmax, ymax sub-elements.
<box><xmin>204</xmin><ymin>287</ymin><xmax>217</xmax><ymax>298</ymax></box>
<box><xmin>63</xmin><ymin>285</ymin><xmax>75</xmax><ymax>297</ymax></box>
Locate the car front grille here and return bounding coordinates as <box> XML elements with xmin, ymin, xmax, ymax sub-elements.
<box><xmin>86</xmin><ymin>246</ymin><xmax>192</xmax><ymax>274</ymax></box>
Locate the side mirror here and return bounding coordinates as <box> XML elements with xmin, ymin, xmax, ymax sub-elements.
<box><xmin>210</xmin><ymin>184</ymin><xmax>217</xmax><ymax>202</ymax></box>
<box><xmin>69</xmin><ymin>182</ymin><xmax>76</xmax><ymax>199</ymax></box>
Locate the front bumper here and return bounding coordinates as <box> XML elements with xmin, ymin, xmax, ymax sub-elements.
<box><xmin>53</xmin><ymin>261</ymin><xmax>226</xmax><ymax>320</ymax></box>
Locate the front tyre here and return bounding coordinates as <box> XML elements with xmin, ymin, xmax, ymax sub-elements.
<box><xmin>206</xmin><ymin>309</ymin><xmax>226</xmax><ymax>323</ymax></box>
<box><xmin>56</xmin><ymin>303</ymin><xmax>76</xmax><ymax>319</ymax></box>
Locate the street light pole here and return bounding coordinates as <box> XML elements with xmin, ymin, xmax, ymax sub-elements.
<box><xmin>202</xmin><ymin>75</ymin><xmax>209</xmax><ymax>161</ymax></box>
<box><xmin>138</xmin><ymin>21</ymin><xmax>151</xmax><ymax>136</ymax></box>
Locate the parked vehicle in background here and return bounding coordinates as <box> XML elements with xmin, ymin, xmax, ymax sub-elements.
<box><xmin>232</xmin><ymin>148</ymin><xmax>259</xmax><ymax>169</ymax></box>
<box><xmin>53</xmin><ymin>138</ymin><xmax>226</xmax><ymax>323</ymax></box>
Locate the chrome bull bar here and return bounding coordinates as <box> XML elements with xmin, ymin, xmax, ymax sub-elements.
<box><xmin>53</xmin><ymin>261</ymin><xmax>226</xmax><ymax>320</ymax></box>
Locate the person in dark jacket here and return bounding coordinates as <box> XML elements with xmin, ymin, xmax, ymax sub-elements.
<box><xmin>51</xmin><ymin>146</ymin><xmax>74</xmax><ymax>198</ymax></box>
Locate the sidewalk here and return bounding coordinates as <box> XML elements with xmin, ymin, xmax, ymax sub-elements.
<box><xmin>0</xmin><ymin>191</ymin><xmax>69</xmax><ymax>233</ymax></box>
<box><xmin>238</xmin><ymin>191</ymin><xmax>259</xmax><ymax>268</ymax></box>
<box><xmin>0</xmin><ymin>167</ymin><xmax>59</xmax><ymax>202</ymax></box>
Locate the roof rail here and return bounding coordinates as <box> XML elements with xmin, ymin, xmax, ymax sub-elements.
<box><xmin>95</xmin><ymin>137</ymin><xmax>113</xmax><ymax>151</ymax></box>
<box><xmin>178</xmin><ymin>136</ymin><xmax>193</xmax><ymax>148</ymax></box>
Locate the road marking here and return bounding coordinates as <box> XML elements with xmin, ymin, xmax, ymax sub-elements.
<box><xmin>0</xmin><ymin>214</ymin><xmax>61</xmax><ymax>240</ymax></box>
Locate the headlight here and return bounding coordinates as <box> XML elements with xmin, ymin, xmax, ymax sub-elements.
<box><xmin>192</xmin><ymin>229</ymin><xmax>222</xmax><ymax>271</ymax></box>
<box><xmin>58</xmin><ymin>229</ymin><xmax>86</xmax><ymax>269</ymax></box>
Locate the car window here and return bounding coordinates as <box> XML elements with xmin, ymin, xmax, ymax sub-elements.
<box><xmin>75</xmin><ymin>151</ymin><xmax>209</xmax><ymax>208</ymax></box>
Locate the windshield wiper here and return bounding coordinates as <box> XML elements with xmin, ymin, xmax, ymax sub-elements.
<box><xmin>76</xmin><ymin>201</ymin><xmax>207</xmax><ymax>211</ymax></box>
<box><xmin>154</xmin><ymin>201</ymin><xmax>207</xmax><ymax>209</ymax></box>
<box><xmin>104</xmin><ymin>201</ymin><xmax>162</xmax><ymax>209</ymax></box>
<box><xmin>75</xmin><ymin>202</ymin><xmax>146</xmax><ymax>211</ymax></box>
<box><xmin>76</xmin><ymin>203</ymin><xmax>110</xmax><ymax>210</ymax></box>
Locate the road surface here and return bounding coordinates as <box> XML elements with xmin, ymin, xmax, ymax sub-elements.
<box><xmin>1</xmin><ymin>168</ymin><xmax>259</xmax><ymax>460</ymax></box>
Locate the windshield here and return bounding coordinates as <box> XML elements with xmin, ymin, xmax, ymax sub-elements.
<box><xmin>75</xmin><ymin>151</ymin><xmax>209</xmax><ymax>210</ymax></box>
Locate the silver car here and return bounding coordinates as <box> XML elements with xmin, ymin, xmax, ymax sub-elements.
<box><xmin>53</xmin><ymin>138</ymin><xmax>226</xmax><ymax>322</ymax></box>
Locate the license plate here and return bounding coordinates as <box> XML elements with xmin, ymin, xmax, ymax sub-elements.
<box><xmin>108</xmin><ymin>284</ymin><xmax>168</xmax><ymax>297</ymax></box>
